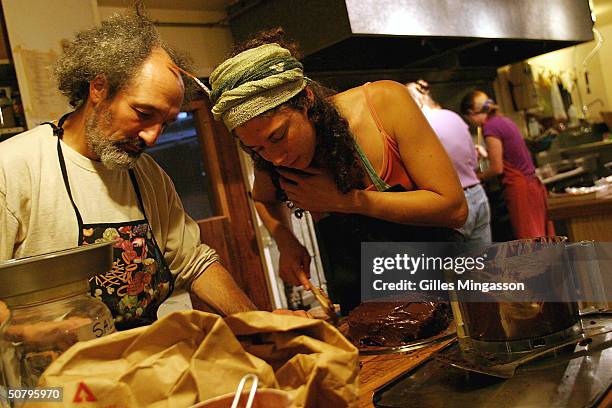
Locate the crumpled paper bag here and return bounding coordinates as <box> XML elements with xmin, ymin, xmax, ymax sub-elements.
<box><xmin>27</xmin><ymin>310</ymin><xmax>358</xmax><ymax>408</ymax></box>
<box><xmin>225</xmin><ymin>312</ymin><xmax>359</xmax><ymax>407</ymax></box>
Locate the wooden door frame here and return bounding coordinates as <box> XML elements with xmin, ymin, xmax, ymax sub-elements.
<box><xmin>184</xmin><ymin>99</ymin><xmax>273</xmax><ymax>311</ymax></box>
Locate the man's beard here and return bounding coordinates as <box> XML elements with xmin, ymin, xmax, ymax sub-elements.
<box><xmin>85</xmin><ymin>108</ymin><xmax>144</xmax><ymax>170</ymax></box>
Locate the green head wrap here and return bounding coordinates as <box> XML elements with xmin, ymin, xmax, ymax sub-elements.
<box><xmin>209</xmin><ymin>43</ymin><xmax>307</xmax><ymax>131</ymax></box>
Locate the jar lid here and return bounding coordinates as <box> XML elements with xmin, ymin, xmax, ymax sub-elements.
<box><xmin>0</xmin><ymin>242</ymin><xmax>113</xmax><ymax>306</ymax></box>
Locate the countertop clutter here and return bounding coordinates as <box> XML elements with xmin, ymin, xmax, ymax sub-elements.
<box><xmin>360</xmin><ymin>316</ymin><xmax>612</xmax><ymax>408</ymax></box>
<box><xmin>355</xmin><ymin>238</ymin><xmax>612</xmax><ymax>408</ymax></box>
<box><xmin>3</xmin><ymin>240</ymin><xmax>611</xmax><ymax>408</ymax></box>
<box><xmin>358</xmin><ymin>339</ymin><xmax>455</xmax><ymax>407</ymax></box>
<box><xmin>548</xmin><ymin>183</ymin><xmax>612</xmax><ymax>241</ymax></box>
<box><xmin>541</xmin><ymin>132</ymin><xmax>612</xmax><ymax>241</ymax></box>
<box><xmin>21</xmin><ymin>310</ymin><xmax>360</xmax><ymax>408</ymax></box>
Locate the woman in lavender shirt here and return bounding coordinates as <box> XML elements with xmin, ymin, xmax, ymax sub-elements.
<box><xmin>407</xmin><ymin>81</ymin><xmax>491</xmax><ymax>244</ymax></box>
<box><xmin>460</xmin><ymin>90</ymin><xmax>553</xmax><ymax>239</ymax></box>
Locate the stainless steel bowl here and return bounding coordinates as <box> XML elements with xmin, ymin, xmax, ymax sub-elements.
<box><xmin>0</xmin><ymin>242</ymin><xmax>114</xmax><ymax>306</ymax></box>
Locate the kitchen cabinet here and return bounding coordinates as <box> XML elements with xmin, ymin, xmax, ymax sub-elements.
<box><xmin>0</xmin><ymin>126</ymin><xmax>24</xmax><ymax>142</ymax></box>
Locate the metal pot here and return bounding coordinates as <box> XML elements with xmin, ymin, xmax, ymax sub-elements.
<box><xmin>0</xmin><ymin>242</ymin><xmax>113</xmax><ymax>307</ymax></box>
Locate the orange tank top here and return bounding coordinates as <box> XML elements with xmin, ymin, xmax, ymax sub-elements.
<box><xmin>356</xmin><ymin>83</ymin><xmax>415</xmax><ymax>192</ymax></box>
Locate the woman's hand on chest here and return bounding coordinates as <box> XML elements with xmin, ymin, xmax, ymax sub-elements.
<box><xmin>277</xmin><ymin>167</ymin><xmax>357</xmax><ymax>213</ymax></box>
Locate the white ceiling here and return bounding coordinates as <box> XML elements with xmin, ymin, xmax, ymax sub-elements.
<box><xmin>593</xmin><ymin>0</ymin><xmax>612</xmax><ymax>26</ymax></box>
<box><xmin>97</xmin><ymin>0</ymin><xmax>232</xmax><ymax>12</ymax></box>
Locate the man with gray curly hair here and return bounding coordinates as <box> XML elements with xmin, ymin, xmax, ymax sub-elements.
<box><xmin>54</xmin><ymin>11</ymin><xmax>199</xmax><ymax>172</ymax></box>
<box><xmin>0</xmin><ymin>11</ymin><xmax>264</xmax><ymax>329</ymax></box>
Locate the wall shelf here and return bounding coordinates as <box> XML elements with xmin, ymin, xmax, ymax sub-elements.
<box><xmin>0</xmin><ymin>126</ymin><xmax>24</xmax><ymax>142</ymax></box>
<box><xmin>0</xmin><ymin>126</ymin><xmax>23</xmax><ymax>135</ymax></box>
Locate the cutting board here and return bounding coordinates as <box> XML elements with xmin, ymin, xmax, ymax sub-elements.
<box><xmin>358</xmin><ymin>339</ymin><xmax>455</xmax><ymax>408</ymax></box>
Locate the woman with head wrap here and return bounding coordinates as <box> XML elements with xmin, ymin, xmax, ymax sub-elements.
<box><xmin>210</xmin><ymin>30</ymin><xmax>467</xmax><ymax>313</ymax></box>
<box><xmin>460</xmin><ymin>90</ymin><xmax>554</xmax><ymax>239</ymax></box>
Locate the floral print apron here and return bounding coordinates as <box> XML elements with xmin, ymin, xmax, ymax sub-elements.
<box><xmin>46</xmin><ymin>114</ymin><xmax>174</xmax><ymax>330</ymax></box>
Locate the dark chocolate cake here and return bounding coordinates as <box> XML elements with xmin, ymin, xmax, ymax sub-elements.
<box><xmin>347</xmin><ymin>302</ymin><xmax>451</xmax><ymax>347</ymax></box>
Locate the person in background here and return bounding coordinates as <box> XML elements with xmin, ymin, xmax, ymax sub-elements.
<box><xmin>407</xmin><ymin>81</ymin><xmax>491</xmax><ymax>244</ymax></box>
<box><xmin>0</xmin><ymin>11</ymin><xmax>308</xmax><ymax>330</ymax></box>
<box><xmin>460</xmin><ymin>90</ymin><xmax>553</xmax><ymax>239</ymax></box>
<box><xmin>209</xmin><ymin>29</ymin><xmax>467</xmax><ymax>313</ymax></box>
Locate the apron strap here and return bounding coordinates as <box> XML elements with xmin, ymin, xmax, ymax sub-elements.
<box><xmin>56</xmin><ymin>138</ymin><xmax>85</xmax><ymax>240</ymax></box>
<box><xmin>128</xmin><ymin>169</ymin><xmax>164</xmax><ymax>249</ymax></box>
<box><xmin>128</xmin><ymin>169</ymin><xmax>147</xmax><ymax>216</ymax></box>
<box><xmin>49</xmin><ymin>113</ymin><xmax>85</xmax><ymax>242</ymax></box>
<box><xmin>42</xmin><ymin>112</ymin><xmax>71</xmax><ymax>138</ymax></box>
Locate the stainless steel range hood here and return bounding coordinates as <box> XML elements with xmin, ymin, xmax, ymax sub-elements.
<box><xmin>227</xmin><ymin>0</ymin><xmax>594</xmax><ymax>73</ymax></box>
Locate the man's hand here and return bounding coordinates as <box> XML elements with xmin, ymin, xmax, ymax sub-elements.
<box><xmin>190</xmin><ymin>262</ymin><xmax>257</xmax><ymax>316</ymax></box>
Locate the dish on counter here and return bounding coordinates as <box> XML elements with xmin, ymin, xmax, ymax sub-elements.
<box><xmin>565</xmin><ymin>184</ymin><xmax>610</xmax><ymax>195</ymax></box>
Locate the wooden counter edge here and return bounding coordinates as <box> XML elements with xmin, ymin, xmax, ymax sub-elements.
<box><xmin>548</xmin><ymin>195</ymin><xmax>612</xmax><ymax>220</ymax></box>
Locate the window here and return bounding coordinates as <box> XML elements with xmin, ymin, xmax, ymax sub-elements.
<box><xmin>146</xmin><ymin>111</ymin><xmax>215</xmax><ymax>220</ymax></box>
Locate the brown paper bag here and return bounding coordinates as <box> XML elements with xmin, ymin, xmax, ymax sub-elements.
<box><xmin>27</xmin><ymin>310</ymin><xmax>358</xmax><ymax>408</ymax></box>
<box><xmin>224</xmin><ymin>312</ymin><xmax>359</xmax><ymax>407</ymax></box>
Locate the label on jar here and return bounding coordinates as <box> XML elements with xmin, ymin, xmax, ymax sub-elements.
<box><xmin>72</xmin><ymin>317</ymin><xmax>115</xmax><ymax>341</ymax></box>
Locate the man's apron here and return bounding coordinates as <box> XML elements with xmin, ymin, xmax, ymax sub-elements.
<box><xmin>502</xmin><ymin>163</ymin><xmax>555</xmax><ymax>239</ymax></box>
<box><xmin>45</xmin><ymin>114</ymin><xmax>174</xmax><ymax>330</ymax></box>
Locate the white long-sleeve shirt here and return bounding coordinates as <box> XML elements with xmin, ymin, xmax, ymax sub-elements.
<box><xmin>0</xmin><ymin>125</ymin><xmax>218</xmax><ymax>291</ymax></box>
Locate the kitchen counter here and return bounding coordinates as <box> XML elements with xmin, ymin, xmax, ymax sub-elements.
<box><xmin>541</xmin><ymin>166</ymin><xmax>585</xmax><ymax>185</ymax></box>
<box><xmin>559</xmin><ymin>138</ymin><xmax>612</xmax><ymax>156</ymax></box>
<box><xmin>547</xmin><ymin>193</ymin><xmax>612</xmax><ymax>241</ymax></box>
<box><xmin>358</xmin><ymin>339</ymin><xmax>612</xmax><ymax>407</ymax></box>
<box><xmin>358</xmin><ymin>339</ymin><xmax>454</xmax><ymax>407</ymax></box>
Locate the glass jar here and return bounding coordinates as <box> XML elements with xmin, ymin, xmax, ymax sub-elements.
<box><xmin>0</xmin><ymin>243</ymin><xmax>116</xmax><ymax>393</ymax></box>
<box><xmin>3</xmin><ymin>290</ymin><xmax>115</xmax><ymax>389</ymax></box>
<box><xmin>449</xmin><ymin>236</ymin><xmax>582</xmax><ymax>356</ymax></box>
<box><xmin>0</xmin><ymin>301</ymin><xmax>12</xmax><ymax>408</ymax></box>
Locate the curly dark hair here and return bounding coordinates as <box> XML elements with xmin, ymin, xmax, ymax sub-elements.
<box><xmin>232</xmin><ymin>28</ymin><xmax>365</xmax><ymax>200</ymax></box>
<box><xmin>55</xmin><ymin>6</ymin><xmax>197</xmax><ymax>108</ymax></box>
<box><xmin>230</xmin><ymin>27</ymin><xmax>304</xmax><ymax>60</ymax></box>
